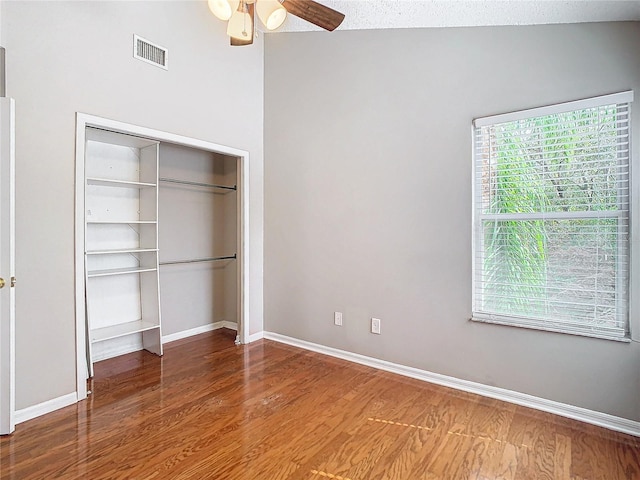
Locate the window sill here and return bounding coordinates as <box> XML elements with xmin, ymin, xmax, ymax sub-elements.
<box><xmin>470</xmin><ymin>314</ymin><xmax>631</xmax><ymax>343</ymax></box>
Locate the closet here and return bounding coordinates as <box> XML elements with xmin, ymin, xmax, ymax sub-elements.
<box><xmin>157</xmin><ymin>144</ymin><xmax>238</xmax><ymax>343</ymax></box>
<box><xmin>82</xmin><ymin>127</ymin><xmax>239</xmax><ymax>374</ymax></box>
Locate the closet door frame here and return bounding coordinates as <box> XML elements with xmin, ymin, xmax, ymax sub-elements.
<box><xmin>74</xmin><ymin>113</ymin><xmax>251</xmax><ymax>401</ymax></box>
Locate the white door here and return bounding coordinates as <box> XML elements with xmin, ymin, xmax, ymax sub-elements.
<box><xmin>0</xmin><ymin>97</ymin><xmax>16</xmax><ymax>435</ymax></box>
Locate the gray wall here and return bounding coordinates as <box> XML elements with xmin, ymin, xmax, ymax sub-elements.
<box><xmin>3</xmin><ymin>1</ymin><xmax>264</xmax><ymax>410</ymax></box>
<box><xmin>264</xmin><ymin>23</ymin><xmax>640</xmax><ymax>420</ymax></box>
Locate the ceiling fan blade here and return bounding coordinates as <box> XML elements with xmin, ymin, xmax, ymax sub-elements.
<box><xmin>230</xmin><ymin>2</ymin><xmax>255</xmax><ymax>46</ymax></box>
<box><xmin>281</xmin><ymin>0</ymin><xmax>345</xmax><ymax>31</ymax></box>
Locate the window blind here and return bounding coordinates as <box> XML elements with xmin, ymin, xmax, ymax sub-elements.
<box><xmin>472</xmin><ymin>91</ymin><xmax>633</xmax><ymax>341</ymax></box>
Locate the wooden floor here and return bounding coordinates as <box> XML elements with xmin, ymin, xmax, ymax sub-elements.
<box><xmin>1</xmin><ymin>329</ymin><xmax>638</xmax><ymax>479</ymax></box>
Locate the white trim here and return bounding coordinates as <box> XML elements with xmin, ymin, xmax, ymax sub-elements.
<box><xmin>630</xmin><ymin>97</ymin><xmax>640</xmax><ymax>342</ymax></box>
<box><xmin>471</xmin><ymin>123</ymin><xmax>479</xmax><ymax>319</ymax></box>
<box><xmin>15</xmin><ymin>392</ymin><xmax>77</xmax><ymax>425</ymax></box>
<box><xmin>247</xmin><ymin>331</ymin><xmax>264</xmax><ymax>343</ymax></box>
<box><xmin>0</xmin><ymin>98</ymin><xmax>16</xmax><ymax>435</ymax></box>
<box><xmin>74</xmin><ymin>113</ymin><xmax>251</xmax><ymax>401</ymax></box>
<box><xmin>471</xmin><ymin>314</ymin><xmax>629</xmax><ymax>343</ymax></box>
<box><xmin>162</xmin><ymin>323</ymin><xmax>219</xmax><ymax>344</ymax></box>
<box><xmin>92</xmin><ymin>336</ymin><xmax>143</xmax><ymax>363</ymax></box>
<box><xmin>222</xmin><ymin>321</ymin><xmax>238</xmax><ymax>331</ymax></box>
<box><xmin>474</xmin><ymin>90</ymin><xmax>634</xmax><ymax>127</ymax></box>
<box><xmin>239</xmin><ymin>149</ymin><xmax>251</xmax><ymax>344</ymax></box>
<box><xmin>161</xmin><ymin>321</ymin><xmax>238</xmax><ymax>344</ymax></box>
<box><xmin>76</xmin><ymin>114</ymin><xmax>248</xmax><ymax>157</ymax></box>
<box><xmin>263</xmin><ymin>332</ymin><xmax>640</xmax><ymax>437</ymax></box>
<box><xmin>73</xmin><ymin>117</ymin><xmax>88</xmax><ymax>401</ymax></box>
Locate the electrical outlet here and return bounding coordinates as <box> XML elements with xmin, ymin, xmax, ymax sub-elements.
<box><xmin>334</xmin><ymin>311</ymin><xmax>343</xmax><ymax>326</ymax></box>
<box><xmin>371</xmin><ymin>317</ymin><xmax>381</xmax><ymax>334</ymax></box>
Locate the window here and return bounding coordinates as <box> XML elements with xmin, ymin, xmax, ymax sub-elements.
<box><xmin>472</xmin><ymin>91</ymin><xmax>633</xmax><ymax>341</ymax></box>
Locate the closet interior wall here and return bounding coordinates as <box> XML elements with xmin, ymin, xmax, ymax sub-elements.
<box><xmin>158</xmin><ymin>144</ymin><xmax>238</xmax><ymax>337</ymax></box>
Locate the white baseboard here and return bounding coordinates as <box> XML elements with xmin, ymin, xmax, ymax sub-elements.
<box><xmin>92</xmin><ymin>322</ymin><xmax>240</xmax><ymax>360</ymax></box>
<box><xmin>221</xmin><ymin>321</ymin><xmax>238</xmax><ymax>331</ymax></box>
<box><xmin>92</xmin><ymin>335</ymin><xmax>143</xmax><ymax>362</ymax></box>
<box><xmin>263</xmin><ymin>332</ymin><xmax>640</xmax><ymax>437</ymax></box>
<box><xmin>162</xmin><ymin>321</ymin><xmax>238</xmax><ymax>345</ymax></box>
<box><xmin>162</xmin><ymin>322</ymin><xmax>219</xmax><ymax>344</ymax></box>
<box><xmin>15</xmin><ymin>392</ymin><xmax>77</xmax><ymax>425</ymax></box>
<box><xmin>247</xmin><ymin>331</ymin><xmax>264</xmax><ymax>343</ymax></box>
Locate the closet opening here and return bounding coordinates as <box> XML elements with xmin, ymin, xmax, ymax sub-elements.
<box><xmin>158</xmin><ymin>143</ymin><xmax>239</xmax><ymax>348</ymax></box>
<box><xmin>75</xmin><ymin>114</ymin><xmax>250</xmax><ymax>400</ymax></box>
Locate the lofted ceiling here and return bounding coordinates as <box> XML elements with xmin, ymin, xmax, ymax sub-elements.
<box><xmin>271</xmin><ymin>0</ymin><xmax>640</xmax><ymax>32</ymax></box>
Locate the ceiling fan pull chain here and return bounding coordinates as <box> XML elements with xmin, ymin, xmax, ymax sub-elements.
<box><xmin>242</xmin><ymin>1</ymin><xmax>248</xmax><ymax>37</ymax></box>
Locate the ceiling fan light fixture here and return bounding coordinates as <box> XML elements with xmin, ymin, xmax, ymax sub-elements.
<box><xmin>227</xmin><ymin>5</ymin><xmax>254</xmax><ymax>40</ymax></box>
<box><xmin>208</xmin><ymin>0</ymin><xmax>343</xmax><ymax>46</ymax></box>
<box><xmin>256</xmin><ymin>0</ymin><xmax>287</xmax><ymax>30</ymax></box>
<box><xmin>208</xmin><ymin>0</ymin><xmax>240</xmax><ymax>21</ymax></box>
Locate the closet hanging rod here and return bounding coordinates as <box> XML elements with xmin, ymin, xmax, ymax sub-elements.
<box><xmin>159</xmin><ymin>177</ymin><xmax>236</xmax><ymax>191</ymax></box>
<box><xmin>159</xmin><ymin>254</ymin><xmax>237</xmax><ymax>266</ymax></box>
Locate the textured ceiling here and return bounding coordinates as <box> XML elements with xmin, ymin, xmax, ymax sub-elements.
<box><xmin>273</xmin><ymin>0</ymin><xmax>640</xmax><ymax>32</ymax></box>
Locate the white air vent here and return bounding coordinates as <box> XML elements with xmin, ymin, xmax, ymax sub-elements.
<box><xmin>133</xmin><ymin>35</ymin><xmax>168</xmax><ymax>70</ymax></box>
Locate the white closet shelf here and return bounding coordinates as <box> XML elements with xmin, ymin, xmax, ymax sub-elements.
<box><xmin>87</xmin><ymin>220</ymin><xmax>157</xmax><ymax>224</ymax></box>
<box><xmin>87</xmin><ymin>266</ymin><xmax>158</xmax><ymax>278</ymax></box>
<box><xmin>86</xmin><ymin>247</ymin><xmax>158</xmax><ymax>255</ymax></box>
<box><xmin>87</xmin><ymin>177</ymin><xmax>157</xmax><ymax>188</ymax></box>
<box><xmin>83</xmin><ymin>128</ymin><xmax>163</xmax><ymax>376</ymax></box>
<box><xmin>91</xmin><ymin>320</ymin><xmax>159</xmax><ymax>343</ymax></box>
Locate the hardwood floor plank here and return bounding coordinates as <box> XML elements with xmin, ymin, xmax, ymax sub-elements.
<box><xmin>571</xmin><ymin>429</ymin><xmax>632</xmax><ymax>480</ymax></box>
<box><xmin>1</xmin><ymin>329</ymin><xmax>638</xmax><ymax>479</ymax></box>
<box><xmin>554</xmin><ymin>433</ymin><xmax>571</xmax><ymax>479</ymax></box>
<box><xmin>615</xmin><ymin>442</ymin><xmax>640</xmax><ymax>480</ymax></box>
<box><xmin>493</xmin><ymin>442</ymin><xmax>519</xmax><ymax>480</ymax></box>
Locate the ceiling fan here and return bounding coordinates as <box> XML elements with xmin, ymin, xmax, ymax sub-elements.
<box><xmin>208</xmin><ymin>0</ymin><xmax>345</xmax><ymax>46</ymax></box>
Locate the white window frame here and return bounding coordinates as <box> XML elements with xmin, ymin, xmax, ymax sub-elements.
<box><xmin>471</xmin><ymin>91</ymin><xmax>637</xmax><ymax>342</ymax></box>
